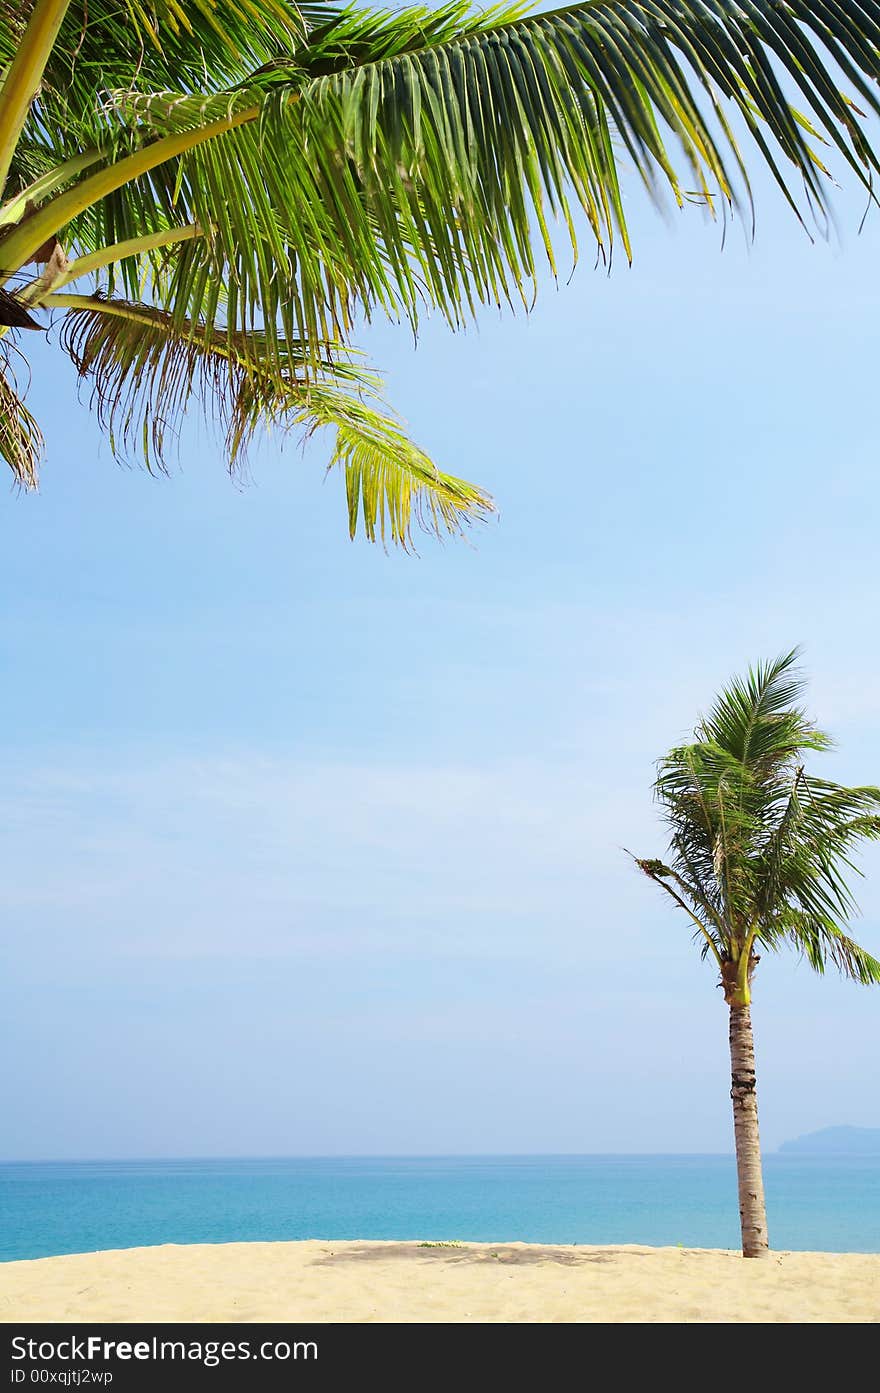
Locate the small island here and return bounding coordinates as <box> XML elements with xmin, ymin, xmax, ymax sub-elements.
<box><xmin>779</xmin><ymin>1126</ymin><xmax>880</xmax><ymax>1155</ymax></box>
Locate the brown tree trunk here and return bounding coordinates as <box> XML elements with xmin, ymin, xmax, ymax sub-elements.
<box><xmin>728</xmin><ymin>1003</ymin><xmax>769</xmax><ymax>1258</ymax></box>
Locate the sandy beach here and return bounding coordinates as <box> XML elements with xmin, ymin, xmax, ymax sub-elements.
<box><xmin>1</xmin><ymin>1240</ymin><xmax>877</xmax><ymax>1323</ymax></box>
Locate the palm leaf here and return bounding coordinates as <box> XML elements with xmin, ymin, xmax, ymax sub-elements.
<box><xmin>1</xmin><ymin>0</ymin><xmax>308</xmax><ymax>126</ymax></box>
<box><xmin>6</xmin><ymin>0</ymin><xmax>880</xmax><ymax>346</ymax></box>
<box><xmin>0</xmin><ymin>342</ymin><xmax>43</xmax><ymax>486</ymax></box>
<box><xmin>6</xmin><ymin>2</ymin><xmax>880</xmax><ymax>545</ymax></box>
<box><xmin>777</xmin><ymin>907</ymin><xmax>880</xmax><ymax>985</ymax></box>
<box><xmin>49</xmin><ymin>292</ymin><xmax>490</xmax><ymax>544</ymax></box>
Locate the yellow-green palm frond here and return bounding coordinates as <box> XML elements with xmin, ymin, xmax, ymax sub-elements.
<box><xmin>50</xmin><ymin>293</ymin><xmax>490</xmax><ymax>545</ymax></box>
<box><xmin>310</xmin><ymin>389</ymin><xmax>491</xmax><ymax>546</ymax></box>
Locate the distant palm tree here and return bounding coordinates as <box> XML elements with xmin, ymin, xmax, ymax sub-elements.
<box><xmin>634</xmin><ymin>652</ymin><xmax>880</xmax><ymax>1257</ymax></box>
<box><xmin>4</xmin><ymin>2</ymin><xmax>880</xmax><ymax>542</ymax></box>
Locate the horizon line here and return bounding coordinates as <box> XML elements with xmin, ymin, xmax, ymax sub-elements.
<box><xmin>3</xmin><ymin>1150</ymin><xmax>777</xmax><ymax>1164</ymax></box>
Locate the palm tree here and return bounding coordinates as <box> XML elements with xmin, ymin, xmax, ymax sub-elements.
<box><xmin>634</xmin><ymin>651</ymin><xmax>880</xmax><ymax>1257</ymax></box>
<box><xmin>3</xmin><ymin>3</ymin><xmax>880</xmax><ymax>543</ymax></box>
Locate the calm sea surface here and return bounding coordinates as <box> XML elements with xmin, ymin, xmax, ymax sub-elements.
<box><xmin>1</xmin><ymin>1155</ymin><xmax>877</xmax><ymax>1261</ymax></box>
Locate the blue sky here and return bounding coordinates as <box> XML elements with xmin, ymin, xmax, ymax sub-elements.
<box><xmin>3</xmin><ymin>146</ymin><xmax>880</xmax><ymax>1158</ymax></box>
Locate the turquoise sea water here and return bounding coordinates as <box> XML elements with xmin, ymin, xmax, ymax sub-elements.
<box><xmin>2</xmin><ymin>1155</ymin><xmax>878</xmax><ymax>1262</ymax></box>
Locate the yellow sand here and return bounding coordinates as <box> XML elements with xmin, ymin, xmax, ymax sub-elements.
<box><xmin>2</xmin><ymin>1241</ymin><xmax>878</xmax><ymax>1323</ymax></box>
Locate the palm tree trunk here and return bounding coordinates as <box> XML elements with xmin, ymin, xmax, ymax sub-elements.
<box><xmin>728</xmin><ymin>1003</ymin><xmax>769</xmax><ymax>1258</ymax></box>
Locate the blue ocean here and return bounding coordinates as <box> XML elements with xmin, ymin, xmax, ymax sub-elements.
<box><xmin>2</xmin><ymin>1155</ymin><xmax>878</xmax><ymax>1261</ymax></box>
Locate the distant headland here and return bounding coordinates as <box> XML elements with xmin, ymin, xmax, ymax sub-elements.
<box><xmin>779</xmin><ymin>1126</ymin><xmax>880</xmax><ymax>1155</ymax></box>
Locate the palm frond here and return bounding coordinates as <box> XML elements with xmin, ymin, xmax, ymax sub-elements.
<box><xmin>777</xmin><ymin>907</ymin><xmax>880</xmax><ymax>985</ymax></box>
<box><xmin>698</xmin><ymin>649</ymin><xmax>831</xmax><ymax>769</ymax></box>
<box><xmin>631</xmin><ymin>852</ymin><xmax>725</xmax><ymax>962</ymax></box>
<box><xmin>1</xmin><ymin>0</ymin><xmax>308</xmax><ymax>127</ymax></box>
<box><xmin>6</xmin><ymin>2</ymin><xmax>880</xmax><ymax>541</ymax></box>
<box><xmin>0</xmin><ymin>342</ymin><xmax>43</xmax><ymax>487</ymax></box>
<box><xmin>7</xmin><ymin>0</ymin><xmax>880</xmax><ymax>347</ymax></box>
<box><xmin>770</xmin><ymin>781</ymin><xmax>880</xmax><ymax>923</ymax></box>
<box><xmin>309</xmin><ymin>389</ymin><xmax>491</xmax><ymax>546</ymax></box>
<box><xmin>51</xmin><ymin>293</ymin><xmax>490</xmax><ymax>544</ymax></box>
<box><xmin>655</xmin><ymin>738</ymin><xmax>758</xmax><ymax>927</ymax></box>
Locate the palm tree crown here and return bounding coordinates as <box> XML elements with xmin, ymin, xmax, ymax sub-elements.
<box><xmin>636</xmin><ymin>650</ymin><xmax>880</xmax><ymax>1005</ymax></box>
<box><xmin>4</xmin><ymin>2</ymin><xmax>880</xmax><ymax>541</ymax></box>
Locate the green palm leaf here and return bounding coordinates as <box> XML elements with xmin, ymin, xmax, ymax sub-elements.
<box><xmin>7</xmin><ymin>2</ymin><xmax>880</xmax><ymax>326</ymax></box>
<box><xmin>50</xmin><ymin>292</ymin><xmax>490</xmax><ymax>544</ymax></box>
<box><xmin>775</xmin><ymin>907</ymin><xmax>880</xmax><ymax>984</ymax></box>
<box><xmin>0</xmin><ymin>0</ymin><xmax>307</xmax><ymax>123</ymax></box>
